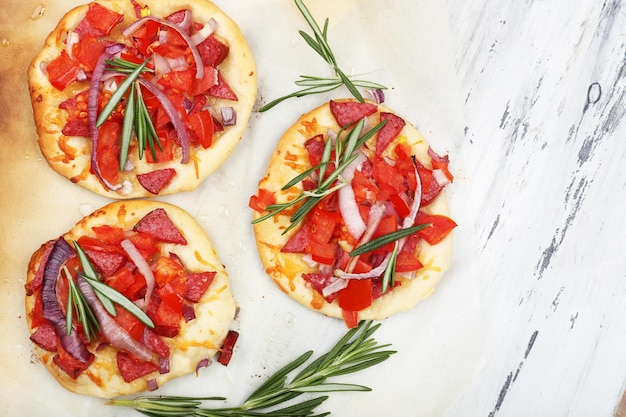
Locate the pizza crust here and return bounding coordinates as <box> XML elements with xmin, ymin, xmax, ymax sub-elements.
<box><xmin>252</xmin><ymin>100</ymin><xmax>454</xmax><ymax>321</ymax></box>
<box><xmin>28</xmin><ymin>0</ymin><xmax>257</xmax><ymax>199</ymax></box>
<box><xmin>25</xmin><ymin>200</ymin><xmax>237</xmax><ymax>398</ymax></box>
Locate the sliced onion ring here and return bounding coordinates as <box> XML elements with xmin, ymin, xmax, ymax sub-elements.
<box><xmin>120</xmin><ymin>238</ymin><xmax>156</xmax><ymax>310</ymax></box>
<box><xmin>338</xmin><ymin>152</ymin><xmax>368</xmax><ymax>240</ymax></box>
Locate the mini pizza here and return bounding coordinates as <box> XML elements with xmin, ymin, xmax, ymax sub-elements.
<box><xmin>24</xmin><ymin>200</ymin><xmax>238</xmax><ymax>398</ymax></box>
<box><xmin>28</xmin><ymin>0</ymin><xmax>256</xmax><ymax>198</ymax></box>
<box><xmin>250</xmin><ymin>99</ymin><xmax>456</xmax><ymax>328</ymax></box>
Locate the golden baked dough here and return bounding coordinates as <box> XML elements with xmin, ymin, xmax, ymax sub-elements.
<box><xmin>28</xmin><ymin>0</ymin><xmax>256</xmax><ymax>198</ymax></box>
<box><xmin>251</xmin><ymin>99</ymin><xmax>455</xmax><ymax>323</ymax></box>
<box><xmin>25</xmin><ymin>200</ymin><xmax>237</xmax><ymax>398</ymax></box>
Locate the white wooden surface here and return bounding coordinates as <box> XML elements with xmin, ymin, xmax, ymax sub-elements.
<box><xmin>446</xmin><ymin>0</ymin><xmax>626</xmax><ymax>415</ymax></box>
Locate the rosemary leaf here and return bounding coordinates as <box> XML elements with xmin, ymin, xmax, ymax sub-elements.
<box><xmin>73</xmin><ymin>241</ymin><xmax>155</xmax><ymax>328</ymax></box>
<box><xmin>350</xmin><ymin>224</ymin><xmax>431</xmax><ymax>257</ymax></box>
<box><xmin>119</xmin><ymin>82</ymin><xmax>136</xmax><ymax>170</ymax></box>
<box><xmin>259</xmin><ymin>0</ymin><xmax>386</xmax><ymax>112</ymax></box>
<box><xmin>109</xmin><ymin>321</ymin><xmax>394</xmax><ymax>417</ymax></box>
<box><xmin>96</xmin><ymin>58</ymin><xmax>149</xmax><ymax>127</ymax></box>
<box><xmin>381</xmin><ymin>245</ymin><xmax>399</xmax><ymax>294</ymax></box>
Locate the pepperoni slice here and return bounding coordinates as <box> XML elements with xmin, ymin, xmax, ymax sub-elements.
<box><xmin>137</xmin><ymin>168</ymin><xmax>177</xmax><ymax>195</ymax></box>
<box><xmin>376</xmin><ymin>112</ymin><xmax>406</xmax><ymax>155</ymax></box>
<box><xmin>184</xmin><ymin>272</ymin><xmax>216</xmax><ymax>303</ymax></box>
<box><xmin>133</xmin><ymin>208</ymin><xmax>188</xmax><ymax>245</ymax></box>
<box><xmin>329</xmin><ymin>100</ymin><xmax>377</xmax><ymax>127</ymax></box>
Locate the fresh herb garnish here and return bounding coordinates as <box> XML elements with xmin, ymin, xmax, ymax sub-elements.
<box><xmin>73</xmin><ymin>241</ymin><xmax>154</xmax><ymax>328</ymax></box>
<box><xmin>252</xmin><ymin>118</ymin><xmax>386</xmax><ymax>234</ymax></box>
<box><xmin>97</xmin><ymin>57</ymin><xmax>162</xmax><ymax>170</ymax></box>
<box><xmin>350</xmin><ymin>224</ymin><xmax>430</xmax><ymax>257</ymax></box>
<box><xmin>259</xmin><ymin>0</ymin><xmax>387</xmax><ymax>112</ymax></box>
<box><xmin>109</xmin><ymin>320</ymin><xmax>395</xmax><ymax>417</ymax></box>
<box><xmin>63</xmin><ymin>265</ymin><xmax>100</xmax><ymax>341</ymax></box>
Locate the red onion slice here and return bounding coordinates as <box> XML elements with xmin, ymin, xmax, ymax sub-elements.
<box><xmin>138</xmin><ymin>78</ymin><xmax>191</xmax><ymax>163</ymax></box>
<box><xmin>76</xmin><ymin>275</ymin><xmax>155</xmax><ymax>362</ymax></box>
<box><xmin>190</xmin><ymin>18</ymin><xmax>217</xmax><ymax>45</ymax></box>
<box><xmin>220</xmin><ymin>106</ymin><xmax>236</xmax><ymax>126</ymax></box>
<box><xmin>41</xmin><ymin>238</ymin><xmax>92</xmax><ymax>363</ymax></box>
<box><xmin>120</xmin><ymin>239</ymin><xmax>156</xmax><ymax>310</ymax></box>
<box><xmin>147</xmin><ymin>378</ymin><xmax>159</xmax><ymax>391</ymax></box>
<box><xmin>195</xmin><ymin>357</ymin><xmax>212</xmax><ymax>375</ymax></box>
<box><xmin>334</xmin><ymin>162</ymin><xmax>422</xmax><ymax>281</ymax></box>
<box><xmin>338</xmin><ymin>152</ymin><xmax>368</xmax><ymax>240</ymax></box>
<box><xmin>122</xmin><ymin>16</ymin><xmax>204</xmax><ymax>80</ymax></box>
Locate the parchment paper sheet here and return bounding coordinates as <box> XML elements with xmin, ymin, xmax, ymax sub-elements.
<box><xmin>0</xmin><ymin>1</ymin><xmax>483</xmax><ymax>415</ymax></box>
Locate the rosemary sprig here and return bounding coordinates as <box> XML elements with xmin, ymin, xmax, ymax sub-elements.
<box><xmin>349</xmin><ymin>224</ymin><xmax>431</xmax><ymax>257</ymax></box>
<box><xmin>97</xmin><ymin>57</ymin><xmax>162</xmax><ymax>170</ymax></box>
<box><xmin>73</xmin><ymin>241</ymin><xmax>154</xmax><ymax>328</ymax></box>
<box><xmin>64</xmin><ymin>266</ymin><xmax>100</xmax><ymax>342</ymax></box>
<box><xmin>253</xmin><ymin>119</ymin><xmax>386</xmax><ymax>235</ymax></box>
<box><xmin>109</xmin><ymin>320</ymin><xmax>395</xmax><ymax>417</ymax></box>
<box><xmin>259</xmin><ymin>0</ymin><xmax>387</xmax><ymax>112</ymax></box>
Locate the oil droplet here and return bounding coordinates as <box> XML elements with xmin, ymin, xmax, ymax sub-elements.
<box><xmin>30</xmin><ymin>4</ymin><xmax>46</xmax><ymax>20</ymax></box>
<box><xmin>1</xmin><ymin>39</ymin><xmax>9</xmax><ymax>47</ymax></box>
<box><xmin>217</xmin><ymin>204</ymin><xmax>230</xmax><ymax>218</ymax></box>
<box><xmin>210</xmin><ymin>171</ymin><xmax>234</xmax><ymax>192</ymax></box>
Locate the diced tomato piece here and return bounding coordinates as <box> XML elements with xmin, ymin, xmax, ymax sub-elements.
<box><xmin>153</xmin><ymin>256</ymin><xmax>186</xmax><ymax>287</ymax></box>
<box><xmin>184</xmin><ymin>271</ymin><xmax>216</xmax><ymax>302</ymax></box>
<box><xmin>308</xmin><ymin>205</ymin><xmax>341</xmax><ymax>244</ymax></box>
<box><xmin>341</xmin><ymin>309</ymin><xmax>359</xmax><ymax>329</ymax></box>
<box><xmin>92</xmin><ymin>225</ymin><xmax>126</xmax><ymax>245</ymax></box>
<box><xmin>46</xmin><ymin>50</ymin><xmax>79</xmax><ymax>90</ymax></box>
<box><xmin>137</xmin><ymin>168</ymin><xmax>177</xmax><ymax>195</ymax></box>
<box><xmin>376</xmin><ymin>112</ymin><xmax>406</xmax><ymax>155</ymax></box>
<box><xmin>188</xmin><ymin>110</ymin><xmax>214</xmax><ymax>148</ymax></box>
<box><xmin>372</xmin><ymin>158</ymin><xmax>405</xmax><ymax>200</ymax></box>
<box><xmin>197</xmin><ymin>34</ymin><xmax>229</xmax><ymax>67</ymax></box>
<box><xmin>146</xmin><ymin>127</ymin><xmax>174</xmax><ymax>163</ymax></box>
<box><xmin>95</xmin><ymin>120</ymin><xmax>121</xmax><ymax>185</ymax></box>
<box><xmin>84</xmin><ymin>2</ymin><xmax>124</xmax><ymax>36</ymax></box>
<box><xmin>158</xmin><ymin>68</ymin><xmax>195</xmax><ymax>93</ymax></box>
<box><xmin>329</xmin><ymin>100</ymin><xmax>377</xmax><ymax>127</ymax></box>
<box><xmin>416</xmin><ymin>161</ymin><xmax>444</xmax><ymax>206</ymax></box>
<box><xmin>352</xmin><ymin>169</ymin><xmax>378</xmax><ymax>206</ymax></box>
<box><xmin>309</xmin><ymin>240</ymin><xmax>336</xmax><ymax>265</ymax></box>
<box><xmin>193</xmin><ymin>66</ymin><xmax>217</xmax><ymax>95</ymax></box>
<box><xmin>53</xmin><ymin>343</ymin><xmax>94</xmax><ymax>379</ymax></box>
<box><xmin>217</xmin><ymin>330</ymin><xmax>239</xmax><ymax>366</ymax></box>
<box><xmin>395</xmin><ymin>251</ymin><xmax>423</xmax><ymax>272</ymax></box>
<box><xmin>206</xmin><ymin>72</ymin><xmax>237</xmax><ymax>100</ymax></box>
<box><xmin>29</xmin><ymin>292</ymin><xmax>48</xmax><ymax>329</ymax></box>
<box><xmin>117</xmin><ymin>352</ymin><xmax>158</xmax><ymax>383</ymax></box>
<box><xmin>114</xmin><ymin>305</ymin><xmax>146</xmax><ymax>341</ymax></box>
<box><xmin>338</xmin><ymin>278</ymin><xmax>373</xmax><ymax>312</ymax></box>
<box><xmin>158</xmin><ymin>283</ymin><xmax>185</xmax><ymax>315</ymax></box>
<box><xmin>372</xmin><ymin>215</ymin><xmax>398</xmax><ymax>254</ymax></box>
<box><xmin>127</xmin><ymin>232</ymin><xmax>161</xmax><ymax>262</ymax></box>
<box><xmin>415</xmin><ymin>212</ymin><xmax>457</xmax><ymax>245</ymax></box>
<box><xmin>133</xmin><ymin>208</ymin><xmax>188</xmax><ymax>245</ymax></box>
<box><xmin>153</xmin><ymin>301</ymin><xmax>182</xmax><ymax>337</ymax></box>
<box><xmin>106</xmin><ymin>267</ymin><xmax>146</xmax><ymax>301</ymax></box>
<box><xmin>390</xmin><ymin>193</ymin><xmax>411</xmax><ymax>218</ymax></box>
<box><xmin>30</xmin><ymin>323</ymin><xmax>58</xmax><ymax>352</ymax></box>
<box><xmin>430</xmin><ymin>150</ymin><xmax>454</xmax><ymax>183</ymax></box>
<box><xmin>249</xmin><ymin>188</ymin><xmax>276</xmax><ymax>213</ymax></box>
<box><xmin>73</xmin><ymin>34</ymin><xmax>104</xmax><ymax>72</ymax></box>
